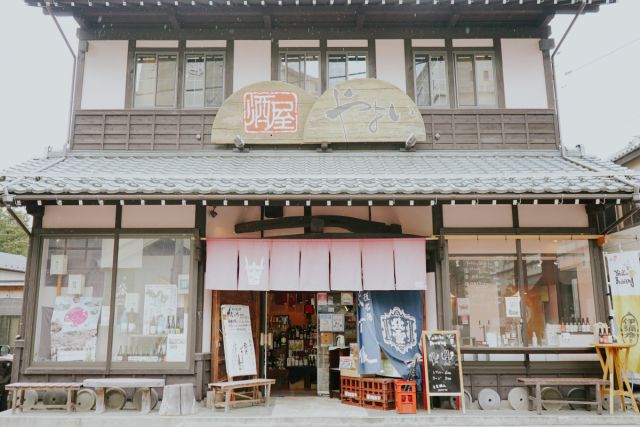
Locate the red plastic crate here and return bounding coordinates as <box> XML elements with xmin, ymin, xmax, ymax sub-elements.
<box><xmin>340</xmin><ymin>376</ymin><xmax>362</xmax><ymax>407</ymax></box>
<box><xmin>361</xmin><ymin>378</ymin><xmax>395</xmax><ymax>410</ymax></box>
<box><xmin>394</xmin><ymin>380</ymin><xmax>417</xmax><ymax>414</ymax></box>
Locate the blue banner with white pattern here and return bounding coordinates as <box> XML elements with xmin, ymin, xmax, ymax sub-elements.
<box><xmin>357</xmin><ymin>291</ymin><xmax>423</xmax><ymax>380</ymax></box>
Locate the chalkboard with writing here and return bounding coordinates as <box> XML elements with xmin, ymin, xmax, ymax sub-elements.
<box><xmin>422</xmin><ymin>330</ymin><xmax>465</xmax><ymax>413</ymax></box>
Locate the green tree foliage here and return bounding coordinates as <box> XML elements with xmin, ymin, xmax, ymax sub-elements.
<box><xmin>0</xmin><ymin>208</ymin><xmax>30</xmax><ymax>256</ymax></box>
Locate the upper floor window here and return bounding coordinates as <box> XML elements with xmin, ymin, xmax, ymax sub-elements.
<box><xmin>279</xmin><ymin>51</ymin><xmax>321</xmax><ymax>96</ymax></box>
<box><xmin>455</xmin><ymin>53</ymin><xmax>497</xmax><ymax>107</ymax></box>
<box><xmin>328</xmin><ymin>52</ymin><xmax>367</xmax><ymax>88</ymax></box>
<box><xmin>414</xmin><ymin>53</ymin><xmax>449</xmax><ymax>107</ymax></box>
<box><xmin>134</xmin><ymin>53</ymin><xmax>178</xmax><ymax>108</ymax></box>
<box><xmin>183</xmin><ymin>53</ymin><xmax>225</xmax><ymax>108</ymax></box>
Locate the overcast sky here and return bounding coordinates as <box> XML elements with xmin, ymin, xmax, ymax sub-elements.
<box><xmin>0</xmin><ymin>1</ymin><xmax>638</xmax><ymax>170</ymax></box>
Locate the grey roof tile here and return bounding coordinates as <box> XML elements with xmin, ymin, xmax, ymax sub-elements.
<box><xmin>0</xmin><ymin>150</ymin><xmax>637</xmax><ymax>197</ymax></box>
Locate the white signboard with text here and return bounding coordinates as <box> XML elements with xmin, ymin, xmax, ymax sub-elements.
<box><xmin>221</xmin><ymin>304</ymin><xmax>257</xmax><ymax>378</ymax></box>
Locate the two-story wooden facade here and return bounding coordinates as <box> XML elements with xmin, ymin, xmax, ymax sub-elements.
<box><xmin>2</xmin><ymin>0</ymin><xmax>635</xmax><ymax>403</ymax></box>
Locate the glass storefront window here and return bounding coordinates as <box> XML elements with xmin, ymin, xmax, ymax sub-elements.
<box><xmin>111</xmin><ymin>236</ymin><xmax>193</xmax><ymax>367</ymax></box>
<box><xmin>33</xmin><ymin>237</ymin><xmax>114</xmax><ymax>364</ymax></box>
<box><xmin>521</xmin><ymin>240</ymin><xmax>596</xmax><ymax>347</ymax></box>
<box><xmin>449</xmin><ymin>241</ymin><xmax>523</xmax><ymax>348</ymax></box>
<box><xmin>32</xmin><ymin>234</ymin><xmax>195</xmax><ymax>369</ymax></box>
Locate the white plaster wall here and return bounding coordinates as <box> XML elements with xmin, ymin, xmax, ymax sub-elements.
<box><xmin>371</xmin><ymin>206</ymin><xmax>433</xmax><ymax>236</ymax></box>
<box><xmin>452</xmin><ymin>39</ymin><xmax>493</xmax><ymax>48</ymax></box>
<box><xmin>327</xmin><ymin>40</ymin><xmax>368</xmax><ymax>48</ymax></box>
<box><xmin>412</xmin><ymin>39</ymin><xmax>445</xmax><ymax>48</ymax></box>
<box><xmin>448</xmin><ymin>239</ymin><xmax>516</xmax><ymax>254</ymax></box>
<box><xmin>279</xmin><ymin>40</ymin><xmax>320</xmax><ymax>48</ymax></box>
<box><xmin>501</xmin><ymin>39</ymin><xmax>548</xmax><ymax>109</ymax></box>
<box><xmin>375</xmin><ymin>40</ymin><xmax>406</xmax><ymax>93</ymax></box>
<box><xmin>81</xmin><ymin>41</ymin><xmax>129</xmax><ymax>109</ymax></box>
<box><xmin>443</xmin><ymin>205</ymin><xmax>513</xmax><ymax>228</ymax></box>
<box><xmin>43</xmin><ymin>206</ymin><xmax>116</xmax><ymax>228</ymax></box>
<box><xmin>206</xmin><ymin>206</ymin><xmax>261</xmax><ymax>238</ymax></box>
<box><xmin>186</xmin><ymin>40</ymin><xmax>227</xmax><ymax>48</ymax></box>
<box><xmin>518</xmin><ymin>205</ymin><xmax>588</xmax><ymax>228</ymax></box>
<box><xmin>233</xmin><ymin>41</ymin><xmax>272</xmax><ymax>91</ymax></box>
<box><xmin>121</xmin><ymin>205</ymin><xmax>195</xmax><ymax>228</ymax></box>
<box><xmin>136</xmin><ymin>40</ymin><xmax>179</xmax><ymax>48</ymax></box>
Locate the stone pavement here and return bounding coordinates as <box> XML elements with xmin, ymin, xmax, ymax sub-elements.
<box><xmin>1</xmin><ymin>396</ymin><xmax>639</xmax><ymax>427</ymax></box>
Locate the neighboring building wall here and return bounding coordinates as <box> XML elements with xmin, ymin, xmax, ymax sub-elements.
<box><xmin>621</xmin><ymin>156</ymin><xmax>640</xmax><ymax>171</ymax></box>
<box><xmin>501</xmin><ymin>39</ymin><xmax>548</xmax><ymax>109</ymax></box>
<box><xmin>81</xmin><ymin>40</ymin><xmax>129</xmax><ymax>109</ymax></box>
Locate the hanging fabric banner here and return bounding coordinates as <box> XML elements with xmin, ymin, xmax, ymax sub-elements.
<box><xmin>361</xmin><ymin>240</ymin><xmax>396</xmax><ymax>290</ymax></box>
<box><xmin>357</xmin><ymin>291</ymin><xmax>423</xmax><ymax>379</ymax></box>
<box><xmin>269</xmin><ymin>241</ymin><xmax>300</xmax><ymax>291</ymax></box>
<box><xmin>330</xmin><ymin>240</ymin><xmax>362</xmax><ymax>291</ymax></box>
<box><xmin>393</xmin><ymin>239</ymin><xmax>427</xmax><ymax>290</ymax></box>
<box><xmin>205</xmin><ymin>240</ymin><xmax>238</xmax><ymax>290</ymax></box>
<box><xmin>300</xmin><ymin>241</ymin><xmax>330</xmax><ymax>291</ymax></box>
<box><xmin>357</xmin><ymin>291</ymin><xmax>382</xmax><ymax>375</ymax></box>
<box><xmin>606</xmin><ymin>251</ymin><xmax>640</xmax><ymax>381</ymax></box>
<box><xmin>238</xmin><ymin>240</ymin><xmax>270</xmax><ymax>291</ymax></box>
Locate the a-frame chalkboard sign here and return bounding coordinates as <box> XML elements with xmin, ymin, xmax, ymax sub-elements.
<box><xmin>421</xmin><ymin>330</ymin><xmax>465</xmax><ymax>414</ymax></box>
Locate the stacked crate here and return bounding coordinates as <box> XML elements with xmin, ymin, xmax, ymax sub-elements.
<box><xmin>340</xmin><ymin>377</ymin><xmax>362</xmax><ymax>406</ymax></box>
<box><xmin>361</xmin><ymin>378</ymin><xmax>396</xmax><ymax>410</ymax></box>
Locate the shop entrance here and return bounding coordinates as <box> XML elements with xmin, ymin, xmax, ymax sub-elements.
<box><xmin>265</xmin><ymin>291</ymin><xmax>358</xmax><ymax>395</ymax></box>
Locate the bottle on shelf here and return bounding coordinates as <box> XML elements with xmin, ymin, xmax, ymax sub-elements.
<box><xmin>127</xmin><ymin>309</ymin><xmax>137</xmax><ymax>334</ymax></box>
<box><xmin>149</xmin><ymin>315</ymin><xmax>157</xmax><ymax>335</ymax></box>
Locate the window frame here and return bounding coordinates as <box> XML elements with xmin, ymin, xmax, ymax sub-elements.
<box><xmin>133</xmin><ymin>50</ymin><xmax>180</xmax><ymax>109</ymax></box>
<box><xmin>278</xmin><ymin>49</ymin><xmax>322</xmax><ymax>96</ymax></box>
<box><xmin>182</xmin><ymin>49</ymin><xmax>226</xmax><ymax>109</ymax></box>
<box><xmin>412</xmin><ymin>50</ymin><xmax>450</xmax><ymax>108</ymax></box>
<box><xmin>453</xmin><ymin>50</ymin><xmax>498</xmax><ymax>109</ymax></box>
<box><xmin>326</xmin><ymin>50</ymin><xmax>369</xmax><ymax>88</ymax></box>
<box><xmin>25</xmin><ymin>228</ymin><xmax>199</xmax><ymax>375</ymax></box>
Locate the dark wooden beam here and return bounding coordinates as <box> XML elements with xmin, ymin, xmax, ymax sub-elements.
<box><xmin>166</xmin><ymin>7</ymin><xmax>181</xmax><ymax>30</ymax></box>
<box><xmin>447</xmin><ymin>13</ymin><xmax>460</xmax><ymax>29</ymax></box>
<box><xmin>355</xmin><ymin>10</ymin><xmax>366</xmax><ymax>29</ymax></box>
<box><xmin>235</xmin><ymin>215</ymin><xmax>402</xmax><ymax>234</ymax></box>
<box><xmin>77</xmin><ymin>23</ymin><xmax>551</xmax><ymax>40</ymax></box>
<box><xmin>263</xmin><ymin>14</ymin><xmax>272</xmax><ymax>31</ymax></box>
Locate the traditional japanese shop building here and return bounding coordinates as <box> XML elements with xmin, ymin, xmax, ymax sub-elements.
<box><xmin>2</xmin><ymin>0</ymin><xmax>634</xmax><ymax>402</ymax></box>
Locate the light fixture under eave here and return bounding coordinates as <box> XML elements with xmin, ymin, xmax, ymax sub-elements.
<box><xmin>403</xmin><ymin>133</ymin><xmax>417</xmax><ymax>151</ymax></box>
<box><xmin>234</xmin><ymin>135</ymin><xmax>249</xmax><ymax>152</ymax></box>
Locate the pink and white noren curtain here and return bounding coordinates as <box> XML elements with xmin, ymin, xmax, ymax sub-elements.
<box><xmin>269</xmin><ymin>241</ymin><xmax>300</xmax><ymax>291</ymax></box>
<box><xmin>300</xmin><ymin>241</ymin><xmax>330</xmax><ymax>291</ymax></box>
<box><xmin>205</xmin><ymin>238</ymin><xmax>426</xmax><ymax>291</ymax></box>
<box><xmin>237</xmin><ymin>240</ymin><xmax>270</xmax><ymax>291</ymax></box>
<box><xmin>330</xmin><ymin>240</ymin><xmax>362</xmax><ymax>291</ymax></box>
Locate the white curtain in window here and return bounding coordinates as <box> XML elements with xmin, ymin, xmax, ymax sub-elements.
<box><xmin>300</xmin><ymin>241</ymin><xmax>330</xmax><ymax>291</ymax></box>
<box><xmin>269</xmin><ymin>241</ymin><xmax>300</xmax><ymax>291</ymax></box>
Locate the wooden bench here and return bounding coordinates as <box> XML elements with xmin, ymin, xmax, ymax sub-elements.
<box><xmin>6</xmin><ymin>382</ymin><xmax>83</xmax><ymax>414</ymax></box>
<box><xmin>83</xmin><ymin>378</ymin><xmax>165</xmax><ymax>414</ymax></box>
<box><xmin>517</xmin><ymin>377</ymin><xmax>609</xmax><ymax>415</ymax></box>
<box><xmin>208</xmin><ymin>378</ymin><xmax>275</xmax><ymax>412</ymax></box>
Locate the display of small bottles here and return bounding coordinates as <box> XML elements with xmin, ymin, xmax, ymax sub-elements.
<box><xmin>559</xmin><ymin>317</ymin><xmax>592</xmax><ymax>334</ymax></box>
<box><xmin>598</xmin><ymin>325</ymin><xmax>616</xmax><ymax>344</ymax></box>
<box><xmin>116</xmin><ymin>343</ymin><xmax>166</xmax><ymax>362</ymax></box>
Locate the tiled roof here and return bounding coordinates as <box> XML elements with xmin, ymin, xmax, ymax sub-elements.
<box><xmin>610</xmin><ymin>136</ymin><xmax>640</xmax><ymax>163</ymax></box>
<box><xmin>0</xmin><ymin>150</ymin><xmax>637</xmax><ymax>198</ymax></box>
<box><xmin>0</xmin><ymin>252</ymin><xmax>27</xmax><ymax>273</ymax></box>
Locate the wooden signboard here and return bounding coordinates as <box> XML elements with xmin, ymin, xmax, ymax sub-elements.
<box><xmin>421</xmin><ymin>330</ymin><xmax>465</xmax><ymax>414</ymax></box>
<box><xmin>303</xmin><ymin>79</ymin><xmax>427</xmax><ymax>144</ymax></box>
<box><xmin>211</xmin><ymin>81</ymin><xmax>317</xmax><ymax>145</ymax></box>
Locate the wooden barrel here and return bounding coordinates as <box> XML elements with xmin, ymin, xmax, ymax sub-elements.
<box><xmin>43</xmin><ymin>390</ymin><xmax>67</xmax><ymax>406</ymax></box>
<box><xmin>105</xmin><ymin>387</ymin><xmax>127</xmax><ymax>410</ymax></box>
<box><xmin>76</xmin><ymin>389</ymin><xmax>97</xmax><ymax>411</ymax></box>
<box><xmin>133</xmin><ymin>388</ymin><xmax>159</xmax><ymax>411</ymax></box>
